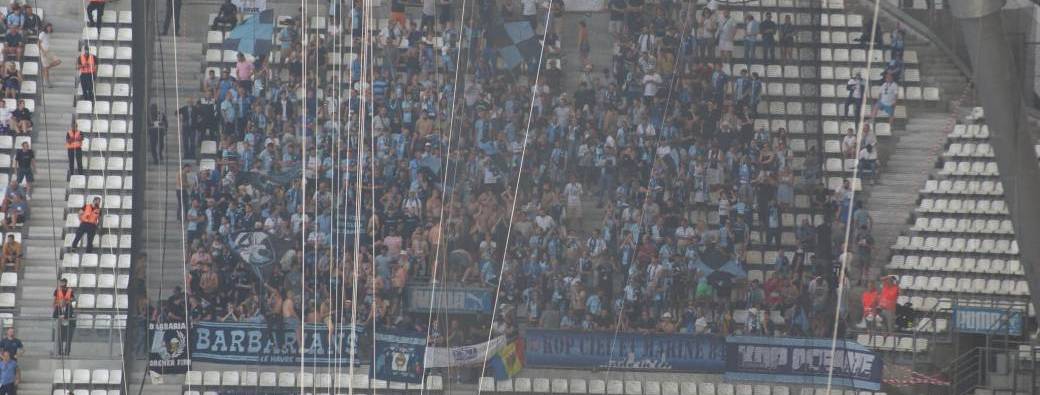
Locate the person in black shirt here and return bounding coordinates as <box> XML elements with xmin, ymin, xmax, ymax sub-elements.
<box><xmin>13</xmin><ymin>142</ymin><xmax>32</xmax><ymax>198</ymax></box>
<box><xmin>2</xmin><ymin>27</ymin><xmax>22</xmax><ymax>63</ymax></box>
<box><xmin>760</xmin><ymin>12</ymin><xmax>777</xmax><ymax>64</ymax></box>
<box><xmin>178</xmin><ymin>96</ymin><xmax>197</xmax><ymax>159</ymax></box>
<box><xmin>0</xmin><ymin>329</ymin><xmax>21</xmax><ymax>360</ymax></box>
<box><xmin>212</xmin><ymin>0</ymin><xmax>238</xmax><ymax>32</ymax></box>
<box><xmin>149</xmin><ymin>103</ymin><xmax>167</xmax><ymax>164</ymax></box>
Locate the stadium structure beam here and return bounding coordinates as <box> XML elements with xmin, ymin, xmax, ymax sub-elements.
<box><xmin>949</xmin><ymin>0</ymin><xmax>1040</xmax><ymax>314</ymax></box>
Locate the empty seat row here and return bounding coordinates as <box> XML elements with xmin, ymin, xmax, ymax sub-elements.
<box><xmin>898</xmin><ymin>275</ymin><xmax>1029</xmax><ymax>296</ymax></box>
<box><xmin>916</xmin><ymin>198</ymin><xmax>1007</xmax><ymax>215</ymax></box>
<box><xmin>920</xmin><ymin>179</ymin><xmax>1002</xmax><ymax>196</ymax></box>
<box><xmin>909</xmin><ymin>217</ymin><xmax>1014</xmax><ymax>235</ymax></box>
<box><xmin>75</xmin><ymin>119</ymin><xmax>131</xmax><ymax>135</ymax></box>
<box><xmin>74</xmin><ymin>293</ymin><xmax>129</xmax><ymax>310</ymax></box>
<box><xmin>67</xmin><ymin>195</ymin><xmax>132</xmax><ymax>211</ymax></box>
<box><xmin>61</xmin><ymin>253</ymin><xmax>131</xmax><ymax>270</ymax></box>
<box><xmin>943</xmin><ymin>142</ymin><xmax>993</xmax><ymax>158</ymax></box>
<box><xmin>81</xmin><ymin>27</ymin><xmax>133</xmax><ymax>42</ymax></box>
<box><xmin>52</xmin><ymin>368</ymin><xmax>123</xmax><ymax>385</ymax></box>
<box><xmin>892</xmin><ymin>236</ymin><xmax>1019</xmax><ymax>254</ymax></box>
<box><xmin>59</xmin><ymin>272</ymin><xmax>129</xmax><ymax>289</ymax></box>
<box><xmin>822</xmin><ymin>120</ymin><xmax>892</xmax><ymax>136</ymax></box>
<box><xmin>898</xmin><ymin>295</ymin><xmax>1033</xmax><ymax>316</ymax></box>
<box><xmin>950</xmin><ymin>124</ymin><xmax>990</xmax><ymax>140</ymax></box>
<box><xmin>185</xmin><ymin>371</ymin><xmax>443</xmax><ymax>391</ymax></box>
<box><xmin>68</xmin><ymin>175</ymin><xmax>133</xmax><ymax>191</ymax></box>
<box><xmin>75</xmin><ymin>100</ymin><xmax>132</xmax><ymax>116</ymax></box>
<box><xmin>888</xmin><ymin>255</ymin><xmax>1024</xmax><ymax>276</ymax></box>
<box><xmin>937</xmin><ymin>160</ymin><xmax>999</xmax><ymax>177</ymax></box>
<box><xmin>53</xmin><ymin>391</ymin><xmax>120</xmax><ymax>395</ymax></box>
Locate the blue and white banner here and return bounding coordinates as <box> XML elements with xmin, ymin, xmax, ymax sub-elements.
<box><xmin>373</xmin><ymin>331</ymin><xmax>427</xmax><ymax>384</ymax></box>
<box><xmin>424</xmin><ymin>336</ymin><xmax>506</xmax><ymax>368</ymax></box>
<box><xmin>724</xmin><ymin>336</ymin><xmax>883</xmax><ymax>391</ymax></box>
<box><xmin>953</xmin><ymin>307</ymin><xmax>1023</xmax><ymax>336</ymax></box>
<box><xmin>191</xmin><ymin>321</ymin><xmax>363</xmax><ymax>366</ymax></box>
<box><xmin>405</xmin><ymin>286</ymin><xmax>494</xmax><ymax>314</ymax></box>
<box><xmin>524</xmin><ymin>329</ymin><xmax>725</xmax><ymax>371</ymax></box>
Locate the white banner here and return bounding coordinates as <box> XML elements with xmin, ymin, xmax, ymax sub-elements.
<box><xmin>424</xmin><ymin>336</ymin><xmax>507</xmax><ymax>368</ymax></box>
<box><xmin>233</xmin><ymin>0</ymin><xmax>268</xmax><ymax>14</ymax></box>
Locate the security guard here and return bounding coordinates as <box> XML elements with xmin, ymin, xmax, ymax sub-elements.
<box><xmin>76</xmin><ymin>46</ymin><xmax>96</xmax><ymax>100</ymax></box>
<box><xmin>71</xmin><ymin>197</ymin><xmax>100</xmax><ymax>252</ymax></box>
<box><xmin>65</xmin><ymin>120</ymin><xmax>83</xmax><ymax>175</ymax></box>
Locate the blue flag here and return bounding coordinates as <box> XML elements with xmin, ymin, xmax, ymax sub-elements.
<box><xmin>372</xmin><ymin>331</ymin><xmax>427</xmax><ymax>384</ymax></box>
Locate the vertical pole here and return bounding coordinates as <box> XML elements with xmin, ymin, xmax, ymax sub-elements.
<box><xmin>128</xmin><ymin>0</ymin><xmax>151</xmax><ymax>374</ymax></box>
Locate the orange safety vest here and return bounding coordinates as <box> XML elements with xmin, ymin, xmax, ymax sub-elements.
<box><xmin>79</xmin><ymin>54</ymin><xmax>96</xmax><ymax>75</ymax></box>
<box><xmin>66</xmin><ymin>129</ymin><xmax>82</xmax><ymax>150</ymax></box>
<box><xmin>79</xmin><ymin>204</ymin><xmax>100</xmax><ymax>225</ymax></box>
<box><xmin>54</xmin><ymin>287</ymin><xmax>73</xmax><ymax>304</ymax></box>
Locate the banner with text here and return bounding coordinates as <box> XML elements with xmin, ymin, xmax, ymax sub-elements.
<box><xmin>148</xmin><ymin>321</ymin><xmax>190</xmax><ymax>374</ymax></box>
<box><xmin>523</xmin><ymin>329</ymin><xmax>725</xmax><ymax>371</ymax></box>
<box><xmin>190</xmin><ymin>321</ymin><xmax>363</xmax><ymax>366</ymax></box>
<box><xmin>953</xmin><ymin>306</ymin><xmax>1023</xmax><ymax>336</ymax></box>
<box><xmin>373</xmin><ymin>331</ymin><xmax>427</xmax><ymax>384</ymax></box>
<box><xmin>425</xmin><ymin>335</ymin><xmax>506</xmax><ymax>368</ymax></box>
<box><xmin>724</xmin><ymin>336</ymin><xmax>883</xmax><ymax>391</ymax></box>
<box><xmin>406</xmin><ymin>286</ymin><xmax>494</xmax><ymax>314</ymax></box>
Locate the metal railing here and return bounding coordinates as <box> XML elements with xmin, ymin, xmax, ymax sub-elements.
<box><xmin>4</xmin><ymin>315</ymin><xmax>147</xmax><ymax>360</ymax></box>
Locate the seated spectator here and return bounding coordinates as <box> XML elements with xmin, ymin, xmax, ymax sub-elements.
<box><xmin>3</xmin><ymin>6</ymin><xmax>22</xmax><ymax>32</ymax></box>
<box><xmin>0</xmin><ymin>235</ymin><xmax>19</xmax><ymax>273</ymax></box>
<box><xmin>21</xmin><ymin>7</ymin><xmax>39</xmax><ymax>36</ymax></box>
<box><xmin>2</xmin><ymin>194</ymin><xmax>26</xmax><ymax>231</ymax></box>
<box><xmin>211</xmin><ymin>0</ymin><xmax>239</xmax><ymax>32</ymax></box>
<box><xmin>10</xmin><ymin>100</ymin><xmax>29</xmax><ymax>135</ymax></box>
<box><xmin>3</xmin><ymin>26</ymin><xmax>23</xmax><ymax>63</ymax></box>
<box><xmin>2</xmin><ymin>64</ymin><xmax>20</xmax><ymax>100</ymax></box>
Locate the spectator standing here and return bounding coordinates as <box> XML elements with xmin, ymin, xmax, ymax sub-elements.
<box><xmin>0</xmin><ymin>329</ymin><xmax>20</xmax><ymax>361</ymax></box>
<box><xmin>70</xmin><ymin>197</ymin><xmax>101</xmax><ymax>253</ymax></box>
<box><xmin>39</xmin><ymin>24</ymin><xmax>60</xmax><ymax>88</ymax></box>
<box><xmin>162</xmin><ymin>0</ymin><xmax>183</xmax><ymax>36</ymax></box>
<box><xmin>76</xmin><ymin>46</ymin><xmax>97</xmax><ymax>101</ymax></box>
<box><xmin>86</xmin><ymin>0</ymin><xmax>106</xmax><ymax>34</ymax></box>
<box><xmin>860</xmin><ymin>281</ymin><xmax>879</xmax><ymax>328</ymax></box>
<box><xmin>717</xmin><ymin>10</ymin><xmax>736</xmax><ymax>62</ymax></box>
<box><xmin>879</xmin><ymin>275</ymin><xmax>899</xmax><ymax>332</ymax></box>
<box><xmin>13</xmin><ymin>142</ymin><xmax>32</xmax><ymax>198</ymax></box>
<box><xmin>149</xmin><ymin>104</ymin><xmax>167</xmax><ymax>164</ymax></box>
<box><xmin>844</xmin><ymin>72</ymin><xmax>864</xmax><ymax>120</ymax></box>
<box><xmin>422</xmin><ymin>0</ymin><xmax>437</xmax><ymax>34</ymax></box>
<box><xmin>522</xmin><ymin>0</ymin><xmax>538</xmax><ymax>28</ymax></box>
<box><xmin>778</xmin><ymin>14</ymin><xmax>795</xmax><ymax>61</ymax></box>
<box><xmin>577</xmin><ymin>20</ymin><xmax>590</xmax><ymax>67</ymax></box>
<box><xmin>0</xmin><ymin>350</ymin><xmax>17</xmax><ymax>395</ymax></box>
<box><xmin>65</xmin><ymin>120</ymin><xmax>84</xmax><ymax>176</ymax></box>
<box><xmin>759</xmin><ymin>12</ymin><xmax>777</xmax><ymax>63</ymax></box>
<box><xmin>743</xmin><ymin>14</ymin><xmax>758</xmax><ymax>65</ymax></box>
<box><xmin>178</xmin><ymin>96</ymin><xmax>198</xmax><ymax>159</ymax></box>
<box><xmin>235</xmin><ymin>53</ymin><xmax>253</xmax><ymax>91</ymax></box>
<box><xmin>609</xmin><ymin>0</ymin><xmax>626</xmax><ymax>35</ymax></box>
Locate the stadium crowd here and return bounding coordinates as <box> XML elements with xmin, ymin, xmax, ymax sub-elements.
<box><xmin>152</xmin><ymin>0</ymin><xmax>905</xmax><ymax>355</ymax></box>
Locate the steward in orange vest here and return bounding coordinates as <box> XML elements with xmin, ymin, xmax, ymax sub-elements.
<box><xmin>76</xmin><ymin>47</ymin><xmax>96</xmax><ymax>100</ymax></box>
<box><xmin>65</xmin><ymin>121</ymin><xmax>83</xmax><ymax>175</ymax></box>
<box><xmin>71</xmin><ymin>197</ymin><xmax>101</xmax><ymax>252</ymax></box>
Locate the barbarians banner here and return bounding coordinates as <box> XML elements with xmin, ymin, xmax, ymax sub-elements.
<box><xmin>148</xmin><ymin>321</ymin><xmax>190</xmax><ymax>374</ymax></box>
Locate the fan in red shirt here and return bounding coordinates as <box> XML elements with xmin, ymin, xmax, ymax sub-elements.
<box><xmin>879</xmin><ymin>275</ymin><xmax>900</xmax><ymax>332</ymax></box>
